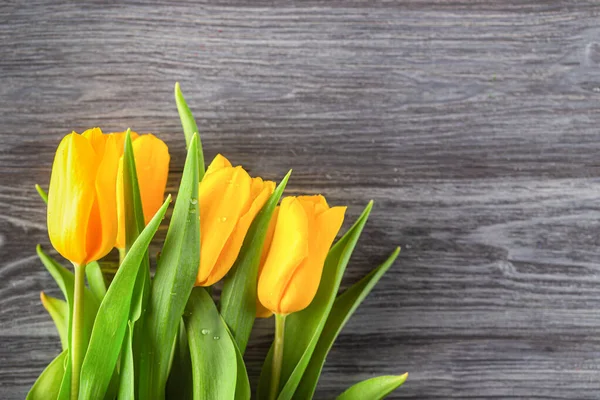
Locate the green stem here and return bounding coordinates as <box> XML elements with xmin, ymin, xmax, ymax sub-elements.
<box><xmin>119</xmin><ymin>247</ymin><xmax>126</xmax><ymax>266</ymax></box>
<box><xmin>71</xmin><ymin>263</ymin><xmax>87</xmax><ymax>400</ymax></box>
<box><xmin>269</xmin><ymin>314</ymin><xmax>287</xmax><ymax>400</ymax></box>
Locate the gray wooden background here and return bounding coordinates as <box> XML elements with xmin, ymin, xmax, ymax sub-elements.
<box><xmin>2</xmin><ymin>1</ymin><xmax>600</xmax><ymax>399</ymax></box>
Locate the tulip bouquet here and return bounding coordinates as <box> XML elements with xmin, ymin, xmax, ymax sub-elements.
<box><xmin>28</xmin><ymin>83</ymin><xmax>406</xmax><ymax>400</ymax></box>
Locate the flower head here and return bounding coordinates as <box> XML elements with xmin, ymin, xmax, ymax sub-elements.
<box><xmin>257</xmin><ymin>195</ymin><xmax>345</xmax><ymax>315</ymax></box>
<box><xmin>47</xmin><ymin>128</ymin><xmax>119</xmax><ymax>265</ymax></box>
<box><xmin>196</xmin><ymin>154</ymin><xmax>275</xmax><ymax>286</ymax></box>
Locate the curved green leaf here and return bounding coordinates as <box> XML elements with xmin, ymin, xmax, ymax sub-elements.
<box><xmin>26</xmin><ymin>350</ymin><xmax>67</xmax><ymax>400</ymax></box>
<box><xmin>78</xmin><ymin>195</ymin><xmax>171</xmax><ymax>400</ymax></box>
<box><xmin>184</xmin><ymin>287</ymin><xmax>237</xmax><ymax>400</ymax></box>
<box><xmin>258</xmin><ymin>201</ymin><xmax>373</xmax><ymax>400</ymax></box>
<box><xmin>36</xmin><ymin>246</ymin><xmax>100</xmax><ymax>400</ymax></box>
<box><xmin>36</xmin><ymin>246</ymin><xmax>100</xmax><ymax>319</ymax></box>
<box><xmin>122</xmin><ymin>129</ymin><xmax>151</xmax><ymax>322</ymax></box>
<box><xmin>117</xmin><ymin>322</ymin><xmax>135</xmax><ymax>400</ymax></box>
<box><xmin>57</xmin><ymin>355</ymin><xmax>71</xmax><ymax>400</ymax></box>
<box><xmin>220</xmin><ymin>170</ymin><xmax>291</xmax><ymax>353</ymax></box>
<box><xmin>35</xmin><ymin>184</ymin><xmax>48</xmax><ymax>204</ymax></box>
<box><xmin>40</xmin><ymin>293</ymin><xmax>68</xmax><ymax>350</ymax></box>
<box><xmin>296</xmin><ymin>248</ymin><xmax>401</xmax><ymax>398</ymax></box>
<box><xmin>336</xmin><ymin>374</ymin><xmax>408</xmax><ymax>400</ymax></box>
<box><xmin>224</xmin><ymin>322</ymin><xmax>251</xmax><ymax>400</ymax></box>
<box><xmin>137</xmin><ymin>134</ymin><xmax>200</xmax><ymax>400</ymax></box>
<box><xmin>118</xmin><ymin>129</ymin><xmax>152</xmax><ymax>399</ymax></box>
<box><xmin>175</xmin><ymin>82</ymin><xmax>205</xmax><ymax>179</ymax></box>
<box><xmin>85</xmin><ymin>262</ymin><xmax>106</xmax><ymax>303</ymax></box>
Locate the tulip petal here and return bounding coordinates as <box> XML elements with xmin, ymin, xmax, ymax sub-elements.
<box><xmin>132</xmin><ymin>134</ymin><xmax>170</xmax><ymax>225</ymax></box>
<box><xmin>82</xmin><ymin>127</ymin><xmax>106</xmax><ymax>157</ymax></box>
<box><xmin>206</xmin><ymin>178</ymin><xmax>275</xmax><ymax>287</ymax></box>
<box><xmin>47</xmin><ymin>133</ymin><xmax>98</xmax><ymax>265</ymax></box>
<box><xmin>85</xmin><ymin>197</ymin><xmax>103</xmax><ymax>260</ymax></box>
<box><xmin>279</xmin><ymin>201</ymin><xmax>346</xmax><ymax>314</ymax></box>
<box><xmin>109</xmin><ymin>130</ymin><xmax>140</xmax><ymax>155</ymax></box>
<box><xmin>197</xmin><ymin>166</ymin><xmax>252</xmax><ymax>285</ymax></box>
<box><xmin>115</xmin><ymin>158</ymin><xmax>127</xmax><ymax>249</ymax></box>
<box><xmin>86</xmin><ymin>134</ymin><xmax>119</xmax><ymax>262</ymax></box>
<box><xmin>206</xmin><ymin>153</ymin><xmax>232</xmax><ymax>174</ymax></box>
<box><xmin>257</xmin><ymin>197</ymin><xmax>309</xmax><ymax>314</ymax></box>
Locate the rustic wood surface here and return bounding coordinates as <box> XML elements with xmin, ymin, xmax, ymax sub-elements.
<box><xmin>2</xmin><ymin>1</ymin><xmax>600</xmax><ymax>399</ymax></box>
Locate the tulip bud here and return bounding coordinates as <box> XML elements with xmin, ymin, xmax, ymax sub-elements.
<box><xmin>47</xmin><ymin>128</ymin><xmax>119</xmax><ymax>265</ymax></box>
<box><xmin>196</xmin><ymin>154</ymin><xmax>275</xmax><ymax>287</ymax></box>
<box><xmin>115</xmin><ymin>133</ymin><xmax>170</xmax><ymax>249</ymax></box>
<box><xmin>257</xmin><ymin>195</ymin><xmax>346</xmax><ymax>315</ymax></box>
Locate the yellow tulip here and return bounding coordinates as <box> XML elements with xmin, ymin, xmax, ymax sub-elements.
<box><xmin>47</xmin><ymin>128</ymin><xmax>119</xmax><ymax>265</ymax></box>
<box><xmin>257</xmin><ymin>195</ymin><xmax>346</xmax><ymax>315</ymax></box>
<box><xmin>115</xmin><ymin>133</ymin><xmax>170</xmax><ymax>249</ymax></box>
<box><xmin>196</xmin><ymin>154</ymin><xmax>275</xmax><ymax>287</ymax></box>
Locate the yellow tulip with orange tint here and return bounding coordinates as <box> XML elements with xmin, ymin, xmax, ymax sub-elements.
<box><xmin>196</xmin><ymin>154</ymin><xmax>275</xmax><ymax>287</ymax></box>
<box><xmin>115</xmin><ymin>133</ymin><xmax>170</xmax><ymax>249</ymax></box>
<box><xmin>47</xmin><ymin>128</ymin><xmax>119</xmax><ymax>266</ymax></box>
<box><xmin>257</xmin><ymin>195</ymin><xmax>346</xmax><ymax>315</ymax></box>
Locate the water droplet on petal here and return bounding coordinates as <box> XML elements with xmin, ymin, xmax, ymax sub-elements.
<box><xmin>201</xmin><ymin>329</ymin><xmax>210</xmax><ymax>335</ymax></box>
<box><xmin>220</xmin><ymin>217</ymin><xmax>227</xmax><ymax>222</ymax></box>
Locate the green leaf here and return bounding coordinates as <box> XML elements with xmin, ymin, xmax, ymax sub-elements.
<box><xmin>85</xmin><ymin>262</ymin><xmax>107</xmax><ymax>303</ymax></box>
<box><xmin>118</xmin><ymin>130</ymin><xmax>154</xmax><ymax>400</ymax></box>
<box><xmin>27</xmin><ymin>350</ymin><xmax>67</xmax><ymax>400</ymax></box>
<box><xmin>40</xmin><ymin>293</ymin><xmax>68</xmax><ymax>350</ymax></box>
<box><xmin>166</xmin><ymin>320</ymin><xmax>193</xmax><ymax>400</ymax></box>
<box><xmin>122</xmin><ymin>128</ymin><xmax>151</xmax><ymax>323</ymax></box>
<box><xmin>117</xmin><ymin>322</ymin><xmax>135</xmax><ymax>400</ymax></box>
<box><xmin>258</xmin><ymin>201</ymin><xmax>373</xmax><ymax>400</ymax></box>
<box><xmin>123</xmin><ymin>129</ymin><xmax>150</xmax><ymax>322</ymax></box>
<box><xmin>296</xmin><ymin>248</ymin><xmax>401</xmax><ymax>398</ymax></box>
<box><xmin>78</xmin><ymin>195</ymin><xmax>171</xmax><ymax>400</ymax></box>
<box><xmin>226</xmin><ymin>324</ymin><xmax>251</xmax><ymax>400</ymax></box>
<box><xmin>137</xmin><ymin>134</ymin><xmax>200</xmax><ymax>400</ymax></box>
<box><xmin>184</xmin><ymin>287</ymin><xmax>237</xmax><ymax>400</ymax></box>
<box><xmin>35</xmin><ymin>184</ymin><xmax>48</xmax><ymax>204</ymax></box>
<box><xmin>36</xmin><ymin>246</ymin><xmax>100</xmax><ymax>321</ymax></box>
<box><xmin>57</xmin><ymin>355</ymin><xmax>71</xmax><ymax>400</ymax></box>
<box><xmin>220</xmin><ymin>170</ymin><xmax>291</xmax><ymax>353</ymax></box>
<box><xmin>175</xmin><ymin>82</ymin><xmax>205</xmax><ymax>180</ymax></box>
<box><xmin>336</xmin><ymin>373</ymin><xmax>408</xmax><ymax>400</ymax></box>
<box><xmin>36</xmin><ymin>246</ymin><xmax>100</xmax><ymax>398</ymax></box>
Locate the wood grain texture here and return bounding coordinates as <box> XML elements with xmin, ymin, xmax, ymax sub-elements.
<box><xmin>2</xmin><ymin>1</ymin><xmax>600</xmax><ymax>398</ymax></box>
